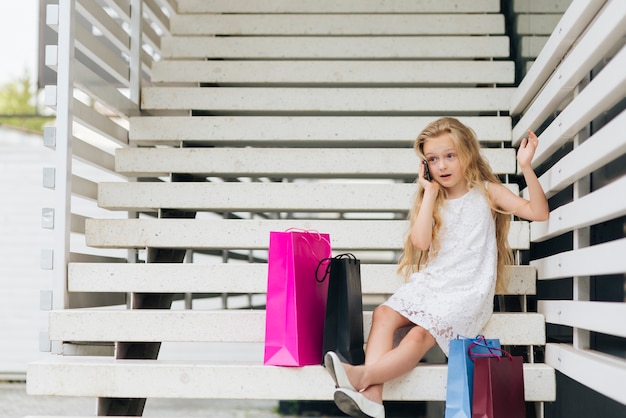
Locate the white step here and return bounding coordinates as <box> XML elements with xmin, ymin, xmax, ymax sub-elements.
<box><xmin>151</xmin><ymin>60</ymin><xmax>515</xmax><ymax>85</ymax></box>
<box><xmin>128</xmin><ymin>116</ymin><xmax>512</xmax><ymax>146</ymax></box>
<box><xmin>161</xmin><ymin>36</ymin><xmax>510</xmax><ymax>59</ymax></box>
<box><xmin>175</xmin><ymin>0</ymin><xmax>501</xmax><ymax>14</ymax></box>
<box><xmin>140</xmin><ymin>87</ymin><xmax>514</xmax><ymax>112</ymax></box>
<box><xmin>170</xmin><ymin>14</ymin><xmax>505</xmax><ymax>35</ymax></box>
<box><xmin>67</xmin><ymin>263</ymin><xmax>537</xmax><ymax>295</ymax></box>
<box><xmin>113</xmin><ymin>148</ymin><xmax>517</xmax><ymax>179</ymax></box>
<box><xmin>26</xmin><ymin>357</ymin><xmax>556</xmax><ymax>402</ymax></box>
<box><xmin>84</xmin><ymin>219</ymin><xmax>531</xmax><ymax>250</ymax></box>
<box><xmin>49</xmin><ymin>310</ymin><xmax>545</xmax><ymax>346</ymax></box>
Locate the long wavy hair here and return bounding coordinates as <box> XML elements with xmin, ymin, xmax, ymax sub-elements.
<box><xmin>397</xmin><ymin>117</ymin><xmax>513</xmax><ymax>294</ymax></box>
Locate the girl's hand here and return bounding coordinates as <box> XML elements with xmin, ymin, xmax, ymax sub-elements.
<box><xmin>517</xmin><ymin>130</ymin><xmax>539</xmax><ymax>169</ymax></box>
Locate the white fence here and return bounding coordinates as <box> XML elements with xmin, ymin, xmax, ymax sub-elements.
<box><xmin>42</xmin><ymin>0</ymin><xmax>174</xmax><ymax>348</ymax></box>
<box><xmin>510</xmin><ymin>0</ymin><xmax>626</xmax><ymax>407</ymax></box>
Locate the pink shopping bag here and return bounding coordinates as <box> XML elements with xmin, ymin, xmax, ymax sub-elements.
<box><xmin>264</xmin><ymin>230</ymin><xmax>332</xmax><ymax>366</ymax></box>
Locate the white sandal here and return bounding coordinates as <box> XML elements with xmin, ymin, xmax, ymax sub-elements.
<box><xmin>334</xmin><ymin>388</ymin><xmax>385</xmax><ymax>418</ymax></box>
<box><xmin>324</xmin><ymin>351</ymin><xmax>356</xmax><ymax>391</ymax></box>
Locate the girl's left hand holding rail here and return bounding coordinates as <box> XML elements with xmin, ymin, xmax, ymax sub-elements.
<box><xmin>489</xmin><ymin>130</ymin><xmax>550</xmax><ymax>222</ymax></box>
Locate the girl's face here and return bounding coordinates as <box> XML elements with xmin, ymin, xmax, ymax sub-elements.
<box><xmin>423</xmin><ymin>133</ymin><xmax>467</xmax><ymax>198</ymax></box>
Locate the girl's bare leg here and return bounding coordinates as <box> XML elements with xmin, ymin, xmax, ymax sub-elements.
<box><xmin>343</xmin><ymin>305</ymin><xmax>437</xmax><ymax>403</ymax></box>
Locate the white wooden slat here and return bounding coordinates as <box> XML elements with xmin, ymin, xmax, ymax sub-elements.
<box><xmin>74</xmin><ymin>61</ymin><xmax>136</xmax><ymax>118</ymax></box>
<box><xmin>74</xmin><ymin>22</ymin><xmax>129</xmax><ymax>86</ymax></box>
<box><xmin>519</xmin><ymin>36</ymin><xmax>549</xmax><ymax>58</ymax></box>
<box><xmin>113</xmin><ymin>148</ymin><xmax>515</xmax><ymax>178</ymax></box>
<box><xmin>170</xmin><ymin>14</ymin><xmax>505</xmax><ymax>36</ymax></box>
<box><xmin>531</xmin><ymin>238</ymin><xmax>626</xmax><ymax>280</ymax></box>
<box><xmin>510</xmin><ymin>0</ymin><xmax>606</xmax><ymax>115</ymax></box>
<box><xmin>140</xmin><ymin>87</ymin><xmax>514</xmax><ymax>112</ymax></box>
<box><xmin>26</xmin><ymin>358</ymin><xmax>555</xmax><ymax>401</ymax></box>
<box><xmin>531</xmin><ymin>175</ymin><xmax>626</xmax><ymax>242</ymax></box>
<box><xmin>161</xmin><ymin>36</ymin><xmax>510</xmax><ymax>59</ymax></box>
<box><xmin>175</xmin><ymin>0</ymin><xmax>501</xmax><ymax>14</ymax></box>
<box><xmin>72</xmin><ymin>99</ymin><xmax>129</xmax><ymax>146</ymax></box>
<box><xmin>67</xmin><ymin>263</ymin><xmax>536</xmax><ymax>295</ymax></box>
<box><xmin>539</xmin><ymin>300</ymin><xmax>626</xmax><ymax>338</ymax></box>
<box><xmin>128</xmin><ymin>116</ymin><xmax>512</xmax><ymax>146</ymax></box>
<box><xmin>76</xmin><ymin>0</ymin><xmax>130</xmax><ymax>55</ymax></box>
<box><xmin>48</xmin><ymin>310</ymin><xmax>545</xmax><ymax>346</ymax></box>
<box><xmin>84</xmin><ymin>219</ymin><xmax>530</xmax><ymax>250</ymax></box>
<box><xmin>545</xmin><ymin>343</ymin><xmax>626</xmax><ymax>405</ymax></box>
<box><xmin>98</xmin><ymin>182</ymin><xmax>417</xmax><ymax>212</ymax></box>
<box><xmin>531</xmin><ymin>109</ymin><xmax>626</xmax><ymax>199</ymax></box>
<box><xmin>512</xmin><ymin>1</ymin><xmax>626</xmax><ymax>144</ymax></box>
<box><xmin>528</xmin><ymin>43</ymin><xmax>626</xmax><ymax>167</ymax></box>
<box><xmin>72</xmin><ymin>136</ymin><xmax>116</xmax><ymax>174</ymax></box>
<box><xmin>151</xmin><ymin>61</ymin><xmax>514</xmax><ymax>85</ymax></box>
<box><xmin>71</xmin><ymin>175</ymin><xmax>98</xmax><ymax>202</ymax></box>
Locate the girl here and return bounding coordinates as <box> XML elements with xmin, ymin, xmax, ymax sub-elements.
<box><xmin>324</xmin><ymin>117</ymin><xmax>549</xmax><ymax>418</ymax></box>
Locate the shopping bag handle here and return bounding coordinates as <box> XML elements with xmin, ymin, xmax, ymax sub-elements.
<box><xmin>315</xmin><ymin>253</ymin><xmax>357</xmax><ymax>283</ymax></box>
<box><xmin>468</xmin><ymin>343</ymin><xmax>514</xmax><ymax>362</ymax></box>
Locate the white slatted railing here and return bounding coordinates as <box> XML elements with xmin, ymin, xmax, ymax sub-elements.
<box><xmin>511</xmin><ymin>0</ymin><xmax>626</xmax><ymax>407</ymax></box>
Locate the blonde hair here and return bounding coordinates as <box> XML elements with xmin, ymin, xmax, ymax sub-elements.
<box><xmin>397</xmin><ymin>117</ymin><xmax>513</xmax><ymax>294</ymax></box>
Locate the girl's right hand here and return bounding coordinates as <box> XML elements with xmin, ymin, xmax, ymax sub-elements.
<box><xmin>418</xmin><ymin>161</ymin><xmax>440</xmax><ymax>193</ymax></box>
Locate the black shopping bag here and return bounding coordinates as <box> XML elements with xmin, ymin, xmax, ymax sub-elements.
<box><xmin>318</xmin><ymin>253</ymin><xmax>366</xmax><ymax>365</ymax></box>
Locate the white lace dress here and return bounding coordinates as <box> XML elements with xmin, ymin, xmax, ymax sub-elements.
<box><xmin>383</xmin><ymin>186</ymin><xmax>497</xmax><ymax>357</ymax></box>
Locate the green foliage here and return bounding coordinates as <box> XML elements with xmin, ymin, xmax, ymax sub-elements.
<box><xmin>0</xmin><ymin>69</ymin><xmax>53</xmax><ymax>133</ymax></box>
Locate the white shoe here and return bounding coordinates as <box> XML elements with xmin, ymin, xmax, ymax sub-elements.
<box><xmin>324</xmin><ymin>351</ymin><xmax>356</xmax><ymax>392</ymax></box>
<box><xmin>324</xmin><ymin>351</ymin><xmax>356</xmax><ymax>391</ymax></box>
<box><xmin>334</xmin><ymin>388</ymin><xmax>385</xmax><ymax>418</ymax></box>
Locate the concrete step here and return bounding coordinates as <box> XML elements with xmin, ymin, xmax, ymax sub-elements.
<box><xmin>170</xmin><ymin>14</ymin><xmax>505</xmax><ymax>35</ymax></box>
<box><xmin>140</xmin><ymin>87</ymin><xmax>514</xmax><ymax>113</ymax></box>
<box><xmin>67</xmin><ymin>263</ymin><xmax>537</xmax><ymax>295</ymax></box>
<box><xmin>114</xmin><ymin>148</ymin><xmax>517</xmax><ymax>179</ymax></box>
<box><xmin>151</xmin><ymin>60</ymin><xmax>514</xmax><ymax>85</ymax></box>
<box><xmin>26</xmin><ymin>357</ymin><xmax>555</xmax><ymax>402</ymax></box>
<box><xmin>98</xmin><ymin>176</ymin><xmax>521</xmax><ymax>213</ymax></box>
<box><xmin>161</xmin><ymin>36</ymin><xmax>510</xmax><ymax>59</ymax></box>
<box><xmin>175</xmin><ymin>0</ymin><xmax>501</xmax><ymax>14</ymax></box>
<box><xmin>49</xmin><ymin>310</ymin><xmax>545</xmax><ymax>346</ymax></box>
<box><xmin>128</xmin><ymin>116</ymin><xmax>512</xmax><ymax>146</ymax></box>
<box><xmin>84</xmin><ymin>219</ymin><xmax>531</xmax><ymax>250</ymax></box>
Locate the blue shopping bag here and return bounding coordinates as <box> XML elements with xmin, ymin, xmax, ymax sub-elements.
<box><xmin>444</xmin><ymin>335</ymin><xmax>501</xmax><ymax>418</ymax></box>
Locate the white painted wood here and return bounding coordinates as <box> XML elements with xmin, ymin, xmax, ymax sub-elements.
<box><xmin>531</xmin><ymin>238</ymin><xmax>626</xmax><ymax>280</ymax></box>
<box><xmin>545</xmin><ymin>343</ymin><xmax>626</xmax><ymax>405</ymax></box>
<box><xmin>528</xmin><ymin>43</ymin><xmax>626</xmax><ymax>166</ymax></box>
<box><xmin>140</xmin><ymin>87</ymin><xmax>514</xmax><ymax>112</ymax></box>
<box><xmin>73</xmin><ymin>99</ymin><xmax>128</xmax><ymax>146</ymax></box>
<box><xmin>161</xmin><ymin>36</ymin><xmax>510</xmax><ymax>59</ymax></box>
<box><xmin>539</xmin><ymin>300</ymin><xmax>626</xmax><ymax>338</ymax></box>
<box><xmin>67</xmin><ymin>263</ymin><xmax>536</xmax><ymax>295</ymax></box>
<box><xmin>84</xmin><ymin>219</ymin><xmax>530</xmax><ymax>250</ymax></box>
<box><xmin>128</xmin><ymin>116</ymin><xmax>512</xmax><ymax>146</ymax></box>
<box><xmin>151</xmin><ymin>60</ymin><xmax>514</xmax><ymax>85</ymax></box>
<box><xmin>531</xmin><ymin>109</ymin><xmax>626</xmax><ymax>198</ymax></box>
<box><xmin>510</xmin><ymin>0</ymin><xmax>605</xmax><ymax>115</ymax></box>
<box><xmin>26</xmin><ymin>357</ymin><xmax>555</xmax><ymax>401</ymax></box>
<box><xmin>49</xmin><ymin>310</ymin><xmax>545</xmax><ymax>345</ymax></box>
<box><xmin>531</xmin><ymin>175</ymin><xmax>626</xmax><ymax>241</ymax></box>
<box><xmin>512</xmin><ymin>1</ymin><xmax>626</xmax><ymax>144</ymax></box>
<box><xmin>170</xmin><ymin>14</ymin><xmax>505</xmax><ymax>35</ymax></box>
<box><xmin>111</xmin><ymin>148</ymin><xmax>516</xmax><ymax>179</ymax></box>
<box><xmin>175</xmin><ymin>0</ymin><xmax>501</xmax><ymax>14</ymax></box>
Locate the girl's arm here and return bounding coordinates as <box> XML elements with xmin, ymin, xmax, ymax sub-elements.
<box><xmin>490</xmin><ymin>130</ymin><xmax>550</xmax><ymax>221</ymax></box>
<box><xmin>411</xmin><ymin>162</ymin><xmax>440</xmax><ymax>250</ymax></box>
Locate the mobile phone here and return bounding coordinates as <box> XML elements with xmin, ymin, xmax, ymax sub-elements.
<box><xmin>422</xmin><ymin>160</ymin><xmax>432</xmax><ymax>182</ymax></box>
